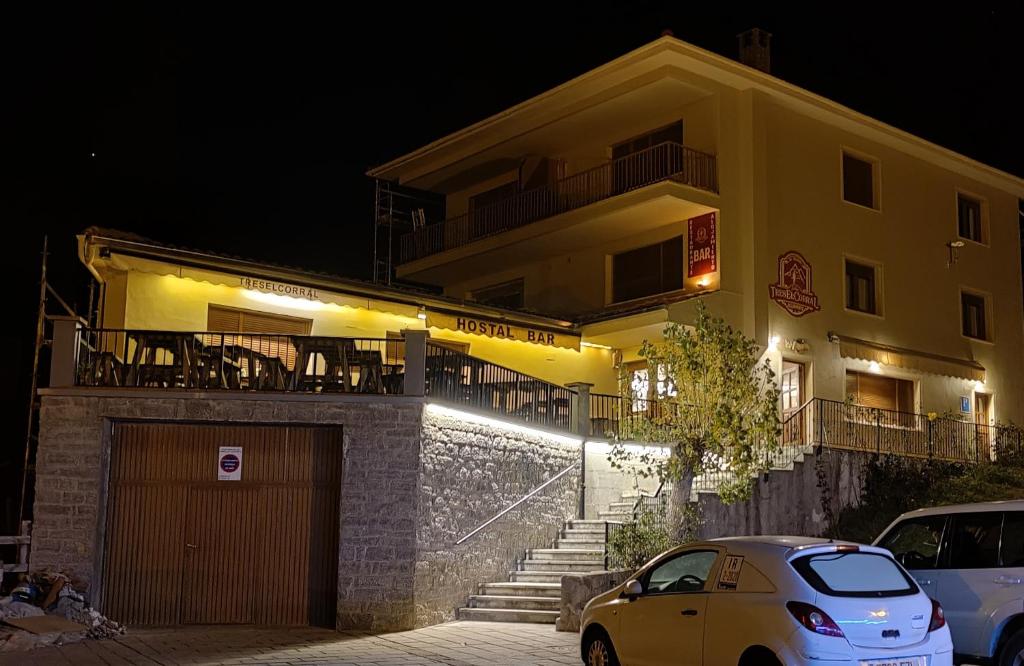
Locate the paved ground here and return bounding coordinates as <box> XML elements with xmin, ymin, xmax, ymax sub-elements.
<box><xmin>0</xmin><ymin>621</ymin><xmax>581</xmax><ymax>666</ymax></box>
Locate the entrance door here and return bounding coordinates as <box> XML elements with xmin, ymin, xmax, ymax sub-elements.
<box><xmin>103</xmin><ymin>423</ymin><xmax>342</xmax><ymax>626</ymax></box>
<box><xmin>975</xmin><ymin>393</ymin><xmax>992</xmax><ymax>460</ymax></box>
<box><xmin>780</xmin><ymin>361</ymin><xmax>805</xmax><ymax>443</ymax></box>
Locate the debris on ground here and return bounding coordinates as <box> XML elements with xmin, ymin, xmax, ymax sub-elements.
<box><xmin>0</xmin><ymin>571</ymin><xmax>125</xmax><ymax>652</ymax></box>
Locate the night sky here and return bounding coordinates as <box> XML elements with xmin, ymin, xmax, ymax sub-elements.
<box><xmin>3</xmin><ymin>4</ymin><xmax>1022</xmax><ymax>528</ymax></box>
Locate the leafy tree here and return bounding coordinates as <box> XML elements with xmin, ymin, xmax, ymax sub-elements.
<box><xmin>609</xmin><ymin>302</ymin><xmax>781</xmax><ymax>539</ymax></box>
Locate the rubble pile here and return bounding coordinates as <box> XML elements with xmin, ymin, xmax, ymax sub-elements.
<box><xmin>0</xmin><ymin>571</ymin><xmax>125</xmax><ymax>652</ymax></box>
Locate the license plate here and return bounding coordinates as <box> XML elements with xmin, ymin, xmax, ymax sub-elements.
<box><xmin>860</xmin><ymin>658</ymin><xmax>926</xmax><ymax>666</ymax></box>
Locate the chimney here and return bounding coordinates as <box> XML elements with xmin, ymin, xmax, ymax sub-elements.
<box><xmin>737</xmin><ymin>28</ymin><xmax>771</xmax><ymax>74</ymax></box>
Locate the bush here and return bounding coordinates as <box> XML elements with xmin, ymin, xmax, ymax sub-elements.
<box><xmin>834</xmin><ymin>455</ymin><xmax>1024</xmax><ymax>544</ymax></box>
<box><xmin>606</xmin><ymin>508</ymin><xmax>677</xmax><ymax>572</ymax></box>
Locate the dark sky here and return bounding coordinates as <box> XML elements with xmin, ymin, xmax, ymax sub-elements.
<box><xmin>2</xmin><ymin>3</ymin><xmax>1022</xmax><ymax>524</ymax></box>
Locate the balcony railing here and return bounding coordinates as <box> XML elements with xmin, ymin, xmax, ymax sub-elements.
<box><xmin>400</xmin><ymin>141</ymin><xmax>718</xmax><ymax>262</ymax></box>
<box><xmin>75</xmin><ymin>329</ymin><xmax>405</xmax><ymax>394</ymax></box>
<box><xmin>425</xmin><ymin>341</ymin><xmax>576</xmax><ymax>431</ymax></box>
<box><xmin>585</xmin><ymin>394</ymin><xmax>1019</xmax><ymax>466</ymax></box>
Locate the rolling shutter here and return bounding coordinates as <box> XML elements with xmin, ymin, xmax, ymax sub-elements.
<box><xmin>207</xmin><ymin>305</ymin><xmax>312</xmax><ymax>335</ymax></box>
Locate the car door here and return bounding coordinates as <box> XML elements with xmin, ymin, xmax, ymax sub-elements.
<box><xmin>935</xmin><ymin>511</ymin><xmax>1005</xmax><ymax>657</ymax></box>
<box><xmin>617</xmin><ymin>549</ymin><xmax>720</xmax><ymax>666</ymax></box>
<box><xmin>875</xmin><ymin>514</ymin><xmax>947</xmax><ymax>598</ymax></box>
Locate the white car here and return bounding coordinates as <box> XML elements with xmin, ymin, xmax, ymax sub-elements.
<box><xmin>875</xmin><ymin>500</ymin><xmax>1024</xmax><ymax>665</ymax></box>
<box><xmin>580</xmin><ymin>536</ymin><xmax>953</xmax><ymax>665</ymax></box>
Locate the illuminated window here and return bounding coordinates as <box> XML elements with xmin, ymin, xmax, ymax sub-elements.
<box><xmin>842</xmin><ymin>152</ymin><xmax>878</xmax><ymax>209</ymax></box>
<box><xmin>961</xmin><ymin>291</ymin><xmax>990</xmax><ymax>341</ymax></box>
<box><xmin>957</xmin><ymin>194</ymin><xmax>985</xmax><ymax>244</ymax></box>
<box><xmin>612</xmin><ymin>237</ymin><xmax>684</xmax><ymax>302</ymax></box>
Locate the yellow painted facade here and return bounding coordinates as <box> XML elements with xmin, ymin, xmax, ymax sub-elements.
<box><xmin>368</xmin><ymin>36</ymin><xmax>1024</xmax><ymax>425</ymax></box>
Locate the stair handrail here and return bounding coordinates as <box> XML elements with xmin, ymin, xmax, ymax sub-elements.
<box><xmin>455</xmin><ymin>462</ymin><xmax>579</xmax><ymax>545</ymax></box>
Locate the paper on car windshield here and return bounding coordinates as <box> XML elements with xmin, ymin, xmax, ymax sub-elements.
<box><xmin>717</xmin><ymin>555</ymin><xmax>744</xmax><ymax>590</ymax></box>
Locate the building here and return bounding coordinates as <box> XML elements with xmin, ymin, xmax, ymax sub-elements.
<box><xmin>32</xmin><ymin>34</ymin><xmax>1024</xmax><ymax>632</ymax></box>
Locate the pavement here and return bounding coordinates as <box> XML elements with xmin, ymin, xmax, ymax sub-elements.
<box><xmin>0</xmin><ymin>621</ymin><xmax>581</xmax><ymax>666</ymax></box>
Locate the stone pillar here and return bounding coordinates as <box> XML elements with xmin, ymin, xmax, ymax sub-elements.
<box><xmin>403</xmin><ymin>330</ymin><xmax>427</xmax><ymax>397</ymax></box>
<box><xmin>567</xmin><ymin>382</ymin><xmax>593</xmax><ymax>520</ymax></box>
<box><xmin>49</xmin><ymin>316</ymin><xmax>83</xmax><ymax>388</ymax></box>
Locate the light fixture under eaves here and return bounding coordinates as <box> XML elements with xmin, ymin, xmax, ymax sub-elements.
<box><xmin>417</xmin><ymin>306</ymin><xmax>427</xmax><ymax>321</ymax></box>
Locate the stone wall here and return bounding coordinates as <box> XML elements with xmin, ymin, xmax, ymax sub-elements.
<box><xmin>556</xmin><ymin>570</ymin><xmax>631</xmax><ymax>632</ymax></box>
<box><xmin>698</xmin><ymin>448</ymin><xmax>871</xmax><ymax>539</ymax></box>
<box><xmin>414</xmin><ymin>405</ymin><xmax>581</xmax><ymax>627</ymax></box>
<box><xmin>583</xmin><ymin>443</ymin><xmax>664</xmax><ymax>519</ymax></box>
<box><xmin>32</xmin><ymin>390</ymin><xmax>424</xmax><ymax>632</ymax></box>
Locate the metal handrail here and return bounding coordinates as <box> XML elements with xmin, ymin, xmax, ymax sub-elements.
<box><xmin>455</xmin><ymin>462</ymin><xmax>578</xmax><ymax>545</ymax></box>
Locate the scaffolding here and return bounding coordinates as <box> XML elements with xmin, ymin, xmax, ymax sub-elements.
<box><xmin>372</xmin><ymin>179</ymin><xmax>442</xmax><ymax>284</ymax></box>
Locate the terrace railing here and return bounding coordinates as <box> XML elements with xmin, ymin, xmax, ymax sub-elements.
<box><xmin>424</xmin><ymin>341</ymin><xmax>576</xmax><ymax>431</ymax></box>
<box><xmin>74</xmin><ymin>328</ymin><xmax>405</xmax><ymax>394</ymax></box>
<box><xmin>401</xmin><ymin>141</ymin><xmax>718</xmax><ymax>262</ymax></box>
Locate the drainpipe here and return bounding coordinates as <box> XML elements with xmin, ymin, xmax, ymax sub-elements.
<box><xmin>567</xmin><ymin>382</ymin><xmax>593</xmax><ymax>520</ymax></box>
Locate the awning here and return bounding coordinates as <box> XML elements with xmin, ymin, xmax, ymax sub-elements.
<box><xmin>836</xmin><ymin>334</ymin><xmax>985</xmax><ymax>382</ymax></box>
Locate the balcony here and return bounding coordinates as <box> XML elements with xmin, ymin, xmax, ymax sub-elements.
<box><xmin>400</xmin><ymin>141</ymin><xmax>717</xmax><ymax>265</ymax></box>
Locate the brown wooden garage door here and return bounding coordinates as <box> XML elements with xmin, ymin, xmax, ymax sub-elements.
<box><xmin>102</xmin><ymin>423</ymin><xmax>342</xmax><ymax>626</ymax></box>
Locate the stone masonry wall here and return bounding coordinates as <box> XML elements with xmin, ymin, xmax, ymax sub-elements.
<box><xmin>698</xmin><ymin>448</ymin><xmax>871</xmax><ymax>538</ymax></box>
<box><xmin>414</xmin><ymin>406</ymin><xmax>581</xmax><ymax>627</ymax></box>
<box><xmin>32</xmin><ymin>390</ymin><xmax>423</xmax><ymax>632</ymax></box>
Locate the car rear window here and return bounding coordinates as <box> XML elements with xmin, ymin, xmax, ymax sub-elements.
<box><xmin>791</xmin><ymin>552</ymin><xmax>918</xmax><ymax>598</ymax></box>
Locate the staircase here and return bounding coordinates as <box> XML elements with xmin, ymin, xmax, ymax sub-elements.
<box><xmin>456</xmin><ymin>510</ymin><xmax>623</xmax><ymax>623</ymax></box>
<box><xmin>691</xmin><ymin>442</ymin><xmax>816</xmax><ymax>497</ymax></box>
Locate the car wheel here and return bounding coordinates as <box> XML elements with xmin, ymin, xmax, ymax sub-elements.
<box><xmin>583</xmin><ymin>632</ymin><xmax>619</xmax><ymax>666</ymax></box>
<box><xmin>999</xmin><ymin>630</ymin><xmax>1024</xmax><ymax>666</ymax></box>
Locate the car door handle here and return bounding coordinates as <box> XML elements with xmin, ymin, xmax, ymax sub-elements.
<box><xmin>680</xmin><ymin>609</ymin><xmax>699</xmax><ymax>616</ymax></box>
<box><xmin>994</xmin><ymin>575</ymin><xmax>1024</xmax><ymax>585</ymax></box>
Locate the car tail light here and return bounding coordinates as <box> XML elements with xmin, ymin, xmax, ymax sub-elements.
<box><xmin>786</xmin><ymin>601</ymin><xmax>845</xmax><ymax>638</ymax></box>
<box><xmin>928</xmin><ymin>598</ymin><xmax>945</xmax><ymax>632</ymax></box>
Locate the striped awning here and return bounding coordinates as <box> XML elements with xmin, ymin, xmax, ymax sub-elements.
<box><xmin>836</xmin><ymin>334</ymin><xmax>985</xmax><ymax>382</ymax></box>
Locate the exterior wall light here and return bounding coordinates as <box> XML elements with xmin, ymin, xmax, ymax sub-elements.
<box><xmin>697</xmin><ymin>277</ymin><xmax>711</xmax><ymax>288</ymax></box>
<box><xmin>768</xmin><ymin>335</ymin><xmax>780</xmax><ymax>352</ymax></box>
<box><xmin>868</xmin><ymin>361</ymin><xmax>882</xmax><ymax>373</ymax></box>
<box><xmin>417</xmin><ymin>306</ymin><xmax>427</xmax><ymax>321</ymax></box>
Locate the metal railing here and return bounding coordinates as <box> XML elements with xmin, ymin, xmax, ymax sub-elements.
<box><xmin>425</xmin><ymin>342</ymin><xmax>576</xmax><ymax>430</ymax></box>
<box><xmin>455</xmin><ymin>462</ymin><xmax>578</xmax><ymax>545</ymax></box>
<box><xmin>401</xmin><ymin>141</ymin><xmax>718</xmax><ymax>262</ymax></box>
<box><xmin>75</xmin><ymin>329</ymin><xmax>405</xmax><ymax>394</ymax></box>
<box><xmin>589</xmin><ymin>392</ymin><xmax>679</xmax><ymax>440</ymax></box>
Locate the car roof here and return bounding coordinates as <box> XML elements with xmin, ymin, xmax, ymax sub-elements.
<box><xmin>893</xmin><ymin>499</ymin><xmax>1024</xmax><ymax>519</ymax></box>
<box><xmin>708</xmin><ymin>535</ymin><xmax>855</xmax><ymax>549</ymax></box>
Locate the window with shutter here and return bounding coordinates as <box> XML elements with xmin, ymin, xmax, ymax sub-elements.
<box><xmin>845</xmin><ymin>370</ymin><xmax>914</xmax><ymax>412</ymax></box>
<box><xmin>207</xmin><ymin>305</ymin><xmax>312</xmax><ymax>335</ymax></box>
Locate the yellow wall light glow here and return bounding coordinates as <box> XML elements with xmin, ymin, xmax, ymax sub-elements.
<box><xmin>869</xmin><ymin>361</ymin><xmax>882</xmax><ymax>373</ymax></box>
<box><xmin>243</xmin><ymin>288</ymin><xmax>333</xmax><ymax>312</ymax></box>
<box><xmin>424</xmin><ymin>403</ymin><xmax>583</xmax><ymax>446</ymax></box>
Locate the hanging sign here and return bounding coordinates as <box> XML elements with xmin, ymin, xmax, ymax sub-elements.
<box><xmin>218</xmin><ymin>446</ymin><xmax>243</xmax><ymax>481</ymax></box>
<box><xmin>426</xmin><ymin>312</ymin><xmax>581</xmax><ymax>350</ymax></box>
<box><xmin>769</xmin><ymin>251</ymin><xmax>820</xmax><ymax>317</ymax></box>
<box><xmin>687</xmin><ymin>212</ymin><xmax>717</xmax><ymax>277</ymax></box>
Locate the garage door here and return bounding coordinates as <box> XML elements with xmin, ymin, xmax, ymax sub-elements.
<box><xmin>102</xmin><ymin>423</ymin><xmax>342</xmax><ymax>626</ymax></box>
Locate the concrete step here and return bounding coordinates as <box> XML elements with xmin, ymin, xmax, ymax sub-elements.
<box><xmin>467</xmin><ymin>595</ymin><xmax>560</xmax><ymax>611</ymax></box>
<box><xmin>510</xmin><ymin>570</ymin><xmax>581</xmax><ymax>584</ymax></box>
<box><xmin>598</xmin><ymin>512</ymin><xmax>631</xmax><ymax>521</ymax></box>
<box><xmin>479</xmin><ymin>582</ymin><xmax>562</xmax><ymax>598</ymax></box>
<box><xmin>567</xmin><ymin>520</ymin><xmax>618</xmax><ymax>528</ymax></box>
<box><xmin>456</xmin><ymin>607</ymin><xmax>558</xmax><ymax>624</ymax></box>
<box><xmin>529</xmin><ymin>548</ymin><xmax>604</xmax><ymax>562</ymax></box>
<box><xmin>607</xmin><ymin>502</ymin><xmax>635</xmax><ymax>511</ymax></box>
<box><xmin>520</xmin><ymin>560</ymin><xmax>604</xmax><ymax>573</ymax></box>
<box><xmin>555</xmin><ymin>540</ymin><xmax>605</xmax><ymax>550</ymax></box>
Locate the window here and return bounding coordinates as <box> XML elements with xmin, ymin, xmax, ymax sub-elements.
<box><xmin>877</xmin><ymin>516</ymin><xmax>947</xmax><ymax>570</ymax></box>
<box><xmin>1000</xmin><ymin>512</ymin><xmax>1024</xmax><ymax>567</ymax></box>
<box><xmin>643</xmin><ymin>550</ymin><xmax>717</xmax><ymax>594</ymax></box>
<box><xmin>957</xmin><ymin>193</ymin><xmax>985</xmax><ymax>243</ymax></box>
<box><xmin>946</xmin><ymin>512</ymin><xmax>1003</xmax><ymax>569</ymax></box>
<box><xmin>612</xmin><ymin>121</ymin><xmax>684</xmax><ymax>192</ymax></box>
<box><xmin>844</xmin><ymin>260</ymin><xmax>879</xmax><ymax>314</ymax></box>
<box><xmin>612</xmin><ymin>236</ymin><xmax>684</xmax><ymax>302</ymax></box>
<box><xmin>791</xmin><ymin>552</ymin><xmax>916</xmax><ymax>597</ymax></box>
<box><xmin>961</xmin><ymin>291</ymin><xmax>989</xmax><ymax>341</ymax></box>
<box><xmin>842</xmin><ymin>152</ymin><xmax>877</xmax><ymax>209</ymax></box>
<box><xmin>627</xmin><ymin>362</ymin><xmax>676</xmax><ymax>412</ymax></box>
<box><xmin>472</xmin><ymin>279</ymin><xmax>525</xmax><ymax>309</ymax></box>
<box><xmin>845</xmin><ymin>370</ymin><xmax>914</xmax><ymax>412</ymax></box>
<box><xmin>207</xmin><ymin>304</ymin><xmax>312</xmax><ymax>335</ymax></box>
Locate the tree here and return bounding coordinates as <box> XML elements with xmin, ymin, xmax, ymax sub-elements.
<box><xmin>609</xmin><ymin>302</ymin><xmax>781</xmax><ymax>539</ymax></box>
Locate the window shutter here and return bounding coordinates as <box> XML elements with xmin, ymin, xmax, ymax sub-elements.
<box><xmin>854</xmin><ymin>373</ymin><xmax>899</xmax><ymax>411</ymax></box>
<box><xmin>207</xmin><ymin>306</ymin><xmax>241</xmax><ymax>332</ymax></box>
